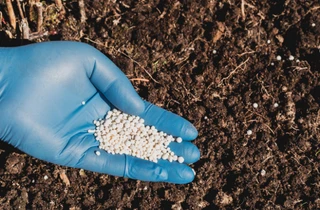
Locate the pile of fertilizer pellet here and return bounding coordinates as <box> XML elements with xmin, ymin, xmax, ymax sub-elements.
<box><xmin>88</xmin><ymin>109</ymin><xmax>184</xmax><ymax>163</ymax></box>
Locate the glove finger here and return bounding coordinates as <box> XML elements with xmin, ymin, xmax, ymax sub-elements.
<box><xmin>168</xmin><ymin>142</ymin><xmax>200</xmax><ymax>164</ymax></box>
<box><xmin>125</xmin><ymin>155</ymin><xmax>168</xmax><ymax>181</ymax></box>
<box><xmin>139</xmin><ymin>101</ymin><xmax>198</xmax><ymax>141</ymax></box>
<box><xmin>157</xmin><ymin>159</ymin><xmax>195</xmax><ymax>184</ymax></box>
<box><xmin>87</xmin><ymin>47</ymin><xmax>144</xmax><ymax>115</ymax></box>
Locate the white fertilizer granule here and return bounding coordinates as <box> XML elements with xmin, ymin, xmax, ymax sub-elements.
<box><xmin>90</xmin><ymin>109</ymin><xmax>185</xmax><ymax>163</ymax></box>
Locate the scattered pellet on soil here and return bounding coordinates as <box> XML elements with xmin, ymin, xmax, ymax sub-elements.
<box><xmin>90</xmin><ymin>109</ymin><xmax>184</xmax><ymax>163</ymax></box>
<box><xmin>247</xmin><ymin>130</ymin><xmax>253</xmax><ymax>135</ymax></box>
<box><xmin>289</xmin><ymin>55</ymin><xmax>294</xmax><ymax>60</ymax></box>
<box><xmin>276</xmin><ymin>55</ymin><xmax>282</xmax><ymax>61</ymax></box>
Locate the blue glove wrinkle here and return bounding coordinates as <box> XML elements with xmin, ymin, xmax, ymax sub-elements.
<box><xmin>56</xmin><ymin>133</ymin><xmax>99</xmax><ymax>166</ymax></box>
<box><xmin>157</xmin><ymin>160</ymin><xmax>195</xmax><ymax>184</ymax></box>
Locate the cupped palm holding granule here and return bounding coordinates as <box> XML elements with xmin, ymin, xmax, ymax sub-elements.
<box><xmin>88</xmin><ymin>109</ymin><xmax>184</xmax><ymax>163</ymax></box>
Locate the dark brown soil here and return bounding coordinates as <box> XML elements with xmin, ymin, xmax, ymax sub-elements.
<box><xmin>1</xmin><ymin>1</ymin><xmax>320</xmax><ymax>209</ymax></box>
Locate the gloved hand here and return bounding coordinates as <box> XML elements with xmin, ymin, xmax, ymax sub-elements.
<box><xmin>0</xmin><ymin>41</ymin><xmax>199</xmax><ymax>184</ymax></box>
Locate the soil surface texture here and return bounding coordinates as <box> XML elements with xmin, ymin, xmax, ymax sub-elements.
<box><xmin>1</xmin><ymin>1</ymin><xmax>320</xmax><ymax>209</ymax></box>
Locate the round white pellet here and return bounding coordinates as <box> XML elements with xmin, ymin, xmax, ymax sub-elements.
<box><xmin>88</xmin><ymin>129</ymin><xmax>95</xmax><ymax>133</ymax></box>
<box><xmin>267</xmin><ymin>39</ymin><xmax>271</xmax><ymax>44</ymax></box>
<box><xmin>44</xmin><ymin>175</ymin><xmax>48</xmax><ymax>180</ymax></box>
<box><xmin>173</xmin><ymin>155</ymin><xmax>178</xmax><ymax>161</ymax></box>
<box><xmin>311</xmin><ymin>23</ymin><xmax>316</xmax><ymax>27</ymax></box>
<box><xmin>260</xmin><ymin>169</ymin><xmax>266</xmax><ymax>176</ymax></box>
<box><xmin>247</xmin><ymin>130</ymin><xmax>253</xmax><ymax>135</ymax></box>
<box><xmin>276</xmin><ymin>55</ymin><xmax>282</xmax><ymax>61</ymax></box>
<box><xmin>212</xmin><ymin>49</ymin><xmax>217</xmax><ymax>54</ymax></box>
<box><xmin>176</xmin><ymin>137</ymin><xmax>183</xmax><ymax>143</ymax></box>
<box><xmin>253</xmin><ymin>103</ymin><xmax>258</xmax><ymax>108</ymax></box>
<box><xmin>162</xmin><ymin>153</ymin><xmax>169</xmax><ymax>160</ymax></box>
<box><xmin>81</xmin><ymin>101</ymin><xmax>86</xmax><ymax>105</ymax></box>
<box><xmin>289</xmin><ymin>55</ymin><xmax>294</xmax><ymax>61</ymax></box>
<box><xmin>270</xmin><ymin>62</ymin><xmax>274</xmax><ymax>66</ymax></box>
<box><xmin>95</xmin><ymin>151</ymin><xmax>101</xmax><ymax>156</ymax></box>
<box><xmin>178</xmin><ymin>156</ymin><xmax>184</xmax><ymax>163</ymax></box>
<box><xmin>274</xmin><ymin>103</ymin><xmax>279</xmax><ymax>108</ymax></box>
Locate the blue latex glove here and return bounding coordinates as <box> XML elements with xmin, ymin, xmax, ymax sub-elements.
<box><xmin>0</xmin><ymin>41</ymin><xmax>200</xmax><ymax>184</ymax></box>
